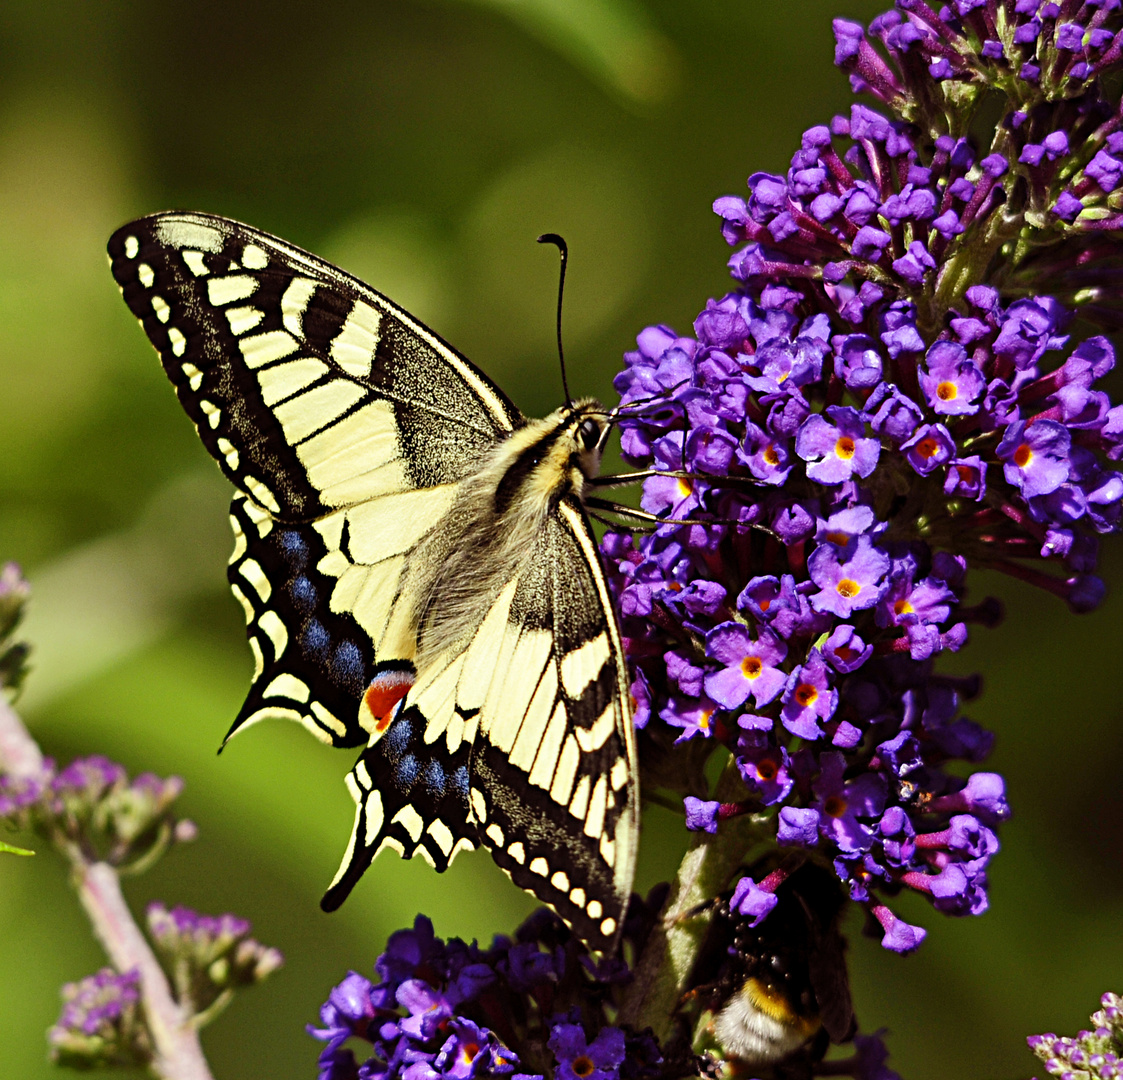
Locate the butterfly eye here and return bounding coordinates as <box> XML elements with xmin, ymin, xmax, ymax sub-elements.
<box><xmin>578</xmin><ymin>418</ymin><xmax>601</xmax><ymax>451</ymax></box>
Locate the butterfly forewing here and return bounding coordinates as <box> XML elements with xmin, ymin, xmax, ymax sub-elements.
<box><xmin>474</xmin><ymin>500</ymin><xmax>638</xmax><ymax>951</ymax></box>
<box><xmin>324</xmin><ymin>501</ymin><xmax>637</xmax><ymax>952</ymax></box>
<box><xmin>107</xmin><ymin>212</ymin><xmax>519</xmax><ymax>518</ymax></box>
<box><xmin>109</xmin><ymin>211</ymin><xmax>638</xmax><ymax>954</ymax></box>
<box><xmin>108</xmin><ymin>212</ymin><xmax>520</xmax><ymax>746</ymax></box>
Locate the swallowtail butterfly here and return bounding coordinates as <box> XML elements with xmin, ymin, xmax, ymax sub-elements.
<box><xmin>108</xmin><ymin>212</ymin><xmax>638</xmax><ymax>953</ymax></box>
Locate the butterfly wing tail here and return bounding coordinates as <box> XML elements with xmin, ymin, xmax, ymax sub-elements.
<box><xmin>321</xmin><ymin>704</ymin><xmax>479</xmax><ymax>910</ymax></box>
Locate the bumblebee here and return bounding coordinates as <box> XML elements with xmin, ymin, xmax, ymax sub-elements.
<box><xmin>685</xmin><ymin>862</ymin><xmax>855</xmax><ymax>1074</ymax></box>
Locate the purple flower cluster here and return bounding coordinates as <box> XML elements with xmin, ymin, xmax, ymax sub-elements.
<box><xmin>604</xmin><ymin>0</ymin><xmax>1123</xmax><ymax>953</ymax></box>
<box><xmin>0</xmin><ymin>753</ymin><xmax>196</xmax><ymax>867</ymax></box>
<box><xmin>1028</xmin><ymin>991</ymin><xmax>1123</xmax><ymax>1078</ymax></box>
<box><xmin>48</xmin><ymin>968</ymin><xmax>150</xmax><ymax>1069</ymax></box>
<box><xmin>147</xmin><ymin>902</ymin><xmax>283</xmax><ymax>1015</ymax></box>
<box><xmin>309</xmin><ymin>906</ymin><xmax>664</xmax><ymax>1080</ymax></box>
<box><xmin>829</xmin><ymin>2</ymin><xmax>1123</xmax><ymax>320</ymax></box>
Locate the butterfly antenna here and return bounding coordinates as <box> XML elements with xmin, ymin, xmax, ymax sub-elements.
<box><xmin>537</xmin><ymin>232</ymin><xmax>572</xmax><ymax>406</ymax></box>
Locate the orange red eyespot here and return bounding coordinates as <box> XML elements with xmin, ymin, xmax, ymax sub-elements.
<box><xmin>364</xmin><ymin>670</ymin><xmax>415</xmax><ymax>731</ymax></box>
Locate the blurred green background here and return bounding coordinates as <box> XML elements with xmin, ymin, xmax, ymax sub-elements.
<box><xmin>2</xmin><ymin>2</ymin><xmax>1121</xmax><ymax>1077</ymax></box>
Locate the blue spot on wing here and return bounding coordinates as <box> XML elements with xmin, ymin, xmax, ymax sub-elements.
<box><xmin>393</xmin><ymin>754</ymin><xmax>419</xmax><ymax>792</ymax></box>
<box><xmin>451</xmin><ymin>766</ymin><xmax>470</xmax><ymax>799</ymax></box>
<box><xmin>279</xmin><ymin>530</ymin><xmax>309</xmax><ymax>569</ymax></box>
<box><xmin>290</xmin><ymin>575</ymin><xmax>317</xmax><ymax>614</ymax></box>
<box><xmin>331</xmin><ymin>641</ymin><xmax>366</xmax><ymax>695</ymax></box>
<box><xmin>422</xmin><ymin>760</ymin><xmax>446</xmax><ymax>797</ymax></box>
<box><xmin>300</xmin><ymin>619</ymin><xmax>330</xmax><ymax>661</ymax></box>
<box><xmin>383</xmin><ymin>715</ymin><xmax>413</xmax><ymax>762</ymax></box>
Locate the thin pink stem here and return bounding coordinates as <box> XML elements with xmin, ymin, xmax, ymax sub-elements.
<box><xmin>76</xmin><ymin>863</ymin><xmax>214</xmax><ymax>1080</ymax></box>
<box><xmin>0</xmin><ymin>696</ymin><xmax>45</xmax><ymax>779</ymax></box>
<box><xmin>0</xmin><ymin>698</ymin><xmax>214</xmax><ymax>1080</ymax></box>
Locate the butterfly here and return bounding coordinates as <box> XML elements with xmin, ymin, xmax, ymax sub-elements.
<box><xmin>107</xmin><ymin>211</ymin><xmax>639</xmax><ymax>954</ymax></box>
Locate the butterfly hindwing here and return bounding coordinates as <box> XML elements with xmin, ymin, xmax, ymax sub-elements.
<box><xmin>321</xmin><ymin>698</ymin><xmax>480</xmax><ymax>910</ymax></box>
<box><xmin>227</xmin><ymin>494</ymin><xmax>374</xmax><ymax>746</ymax></box>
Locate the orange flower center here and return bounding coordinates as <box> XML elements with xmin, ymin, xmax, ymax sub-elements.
<box><xmin>835</xmin><ymin>435</ymin><xmax>856</xmax><ymax>459</ymax></box>
<box><xmin>916</xmin><ymin>436</ymin><xmax>940</xmax><ymax>459</ymax></box>
<box><xmin>823</xmin><ymin>795</ymin><xmax>847</xmax><ymax>818</ymax></box>
<box><xmin>1014</xmin><ymin>443</ymin><xmax>1033</xmax><ymax>468</ymax></box>
<box><xmin>763</xmin><ymin>444</ymin><xmax>781</xmax><ymax>466</ymax></box>
<box><xmin>757</xmin><ymin>756</ymin><xmax>779</xmax><ymax>781</ymax></box>
<box><xmin>573</xmin><ymin>1057</ymin><xmax>595</xmax><ymax>1078</ymax></box>
<box><xmin>741</xmin><ymin>656</ymin><xmax>763</xmax><ymax>679</ymax></box>
<box><xmin>936</xmin><ymin>380</ymin><xmax>958</xmax><ymax>401</ymax></box>
<box><xmin>677</xmin><ymin>477</ymin><xmax>694</xmax><ymax>498</ymax></box>
<box><xmin>894</xmin><ymin>598</ymin><xmax>915</xmax><ymax>616</ymax></box>
<box><xmin>836</xmin><ymin>578</ymin><xmax>860</xmax><ymax>599</ymax></box>
<box><xmin>825</xmin><ymin>530</ymin><xmax>851</xmax><ymax>546</ymax></box>
<box><xmin>794</xmin><ymin>683</ymin><xmax>818</xmax><ymax>708</ymax></box>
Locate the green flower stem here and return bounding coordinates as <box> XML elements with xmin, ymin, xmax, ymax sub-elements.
<box><xmin>189</xmin><ymin>988</ymin><xmax>236</xmax><ymax>1032</ymax></box>
<box><xmin>0</xmin><ymin>697</ymin><xmax>215</xmax><ymax>1080</ymax></box>
<box><xmin>619</xmin><ymin>758</ymin><xmax>765</xmax><ymax>1042</ymax></box>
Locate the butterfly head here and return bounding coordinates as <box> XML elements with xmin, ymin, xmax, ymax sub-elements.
<box><xmin>554</xmin><ymin>397</ymin><xmax>612</xmax><ymax>496</ymax></box>
<box><xmin>572</xmin><ymin>396</ymin><xmax>612</xmax><ymax>467</ymax></box>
